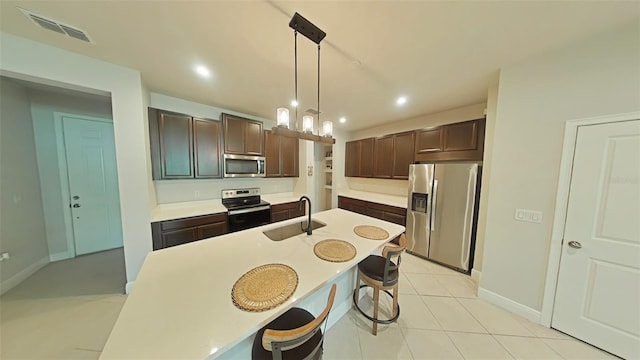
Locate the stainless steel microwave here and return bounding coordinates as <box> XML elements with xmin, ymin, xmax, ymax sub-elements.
<box><xmin>223</xmin><ymin>154</ymin><xmax>266</xmax><ymax>178</ymax></box>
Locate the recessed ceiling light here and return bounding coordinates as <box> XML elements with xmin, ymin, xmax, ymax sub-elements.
<box><xmin>291</xmin><ymin>100</ymin><xmax>298</xmax><ymax>107</ymax></box>
<box><xmin>194</xmin><ymin>65</ymin><xmax>210</xmax><ymax>78</ymax></box>
<box><xmin>339</xmin><ymin>117</ymin><xmax>346</xmax><ymax>123</ymax></box>
<box><xmin>396</xmin><ymin>96</ymin><xmax>407</xmax><ymax>106</ymax></box>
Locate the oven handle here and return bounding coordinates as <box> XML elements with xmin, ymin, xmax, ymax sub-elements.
<box><xmin>227</xmin><ymin>205</ymin><xmax>271</xmax><ymax>216</ymax></box>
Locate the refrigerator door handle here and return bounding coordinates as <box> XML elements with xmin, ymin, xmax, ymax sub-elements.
<box><xmin>430</xmin><ymin>179</ymin><xmax>438</xmax><ymax>231</ymax></box>
<box><xmin>460</xmin><ymin>165</ymin><xmax>478</xmax><ymax>269</ymax></box>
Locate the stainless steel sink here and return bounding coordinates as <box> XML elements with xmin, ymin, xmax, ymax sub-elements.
<box><xmin>263</xmin><ymin>220</ymin><xmax>326</xmax><ymax>241</ymax></box>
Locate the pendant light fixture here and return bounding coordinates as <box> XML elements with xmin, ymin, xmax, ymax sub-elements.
<box><xmin>273</xmin><ymin>12</ymin><xmax>335</xmax><ymax>144</ymax></box>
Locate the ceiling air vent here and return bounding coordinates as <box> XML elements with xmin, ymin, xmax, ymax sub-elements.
<box><xmin>305</xmin><ymin>108</ymin><xmax>321</xmax><ymax>115</ymax></box>
<box><xmin>19</xmin><ymin>8</ymin><xmax>93</xmax><ymax>43</ymax></box>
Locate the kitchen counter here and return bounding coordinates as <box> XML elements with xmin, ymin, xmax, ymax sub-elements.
<box><xmin>101</xmin><ymin>208</ymin><xmax>405</xmax><ymax>359</ymax></box>
<box><xmin>338</xmin><ymin>189</ymin><xmax>408</xmax><ymax>209</ymax></box>
<box><xmin>151</xmin><ymin>192</ymin><xmax>305</xmax><ymax>222</ymax></box>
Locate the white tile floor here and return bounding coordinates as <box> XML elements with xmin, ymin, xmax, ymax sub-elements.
<box><xmin>0</xmin><ymin>249</ymin><xmax>618</xmax><ymax>359</ymax></box>
<box><xmin>323</xmin><ymin>253</ymin><xmax>619</xmax><ymax>360</ymax></box>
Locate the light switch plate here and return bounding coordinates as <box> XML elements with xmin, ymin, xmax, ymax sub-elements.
<box><xmin>515</xmin><ymin>208</ymin><xmax>543</xmax><ymax>223</ymax></box>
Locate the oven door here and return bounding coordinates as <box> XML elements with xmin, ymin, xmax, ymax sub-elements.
<box><xmin>227</xmin><ymin>205</ymin><xmax>271</xmax><ymax>233</ymax></box>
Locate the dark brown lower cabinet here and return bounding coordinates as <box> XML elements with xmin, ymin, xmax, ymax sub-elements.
<box><xmin>338</xmin><ymin>196</ymin><xmax>406</xmax><ymax>226</ymax></box>
<box><xmin>151</xmin><ymin>212</ymin><xmax>228</xmax><ymax>250</ymax></box>
<box><xmin>271</xmin><ymin>202</ymin><xmax>305</xmax><ymax>223</ymax></box>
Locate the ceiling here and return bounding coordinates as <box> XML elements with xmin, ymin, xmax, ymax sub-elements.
<box><xmin>1</xmin><ymin>1</ymin><xmax>638</xmax><ymax>131</ymax></box>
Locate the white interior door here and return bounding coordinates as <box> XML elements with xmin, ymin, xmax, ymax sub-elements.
<box><xmin>552</xmin><ymin>119</ymin><xmax>640</xmax><ymax>359</ymax></box>
<box><xmin>63</xmin><ymin>116</ymin><xmax>123</xmax><ymax>255</ymax></box>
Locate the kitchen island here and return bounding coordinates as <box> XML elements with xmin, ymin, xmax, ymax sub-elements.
<box><xmin>100</xmin><ymin>208</ymin><xmax>405</xmax><ymax>359</ymax></box>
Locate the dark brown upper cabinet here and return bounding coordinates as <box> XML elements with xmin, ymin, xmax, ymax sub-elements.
<box><xmin>345</xmin><ymin>138</ymin><xmax>374</xmax><ymax>177</ymax></box>
<box><xmin>193</xmin><ymin>118</ymin><xmax>223</xmax><ymax>178</ymax></box>
<box><xmin>222</xmin><ymin>113</ymin><xmax>264</xmax><ymax>156</ymax></box>
<box><xmin>149</xmin><ymin>108</ymin><xmax>222</xmax><ymax>180</ymax></box>
<box><xmin>373</xmin><ymin>132</ymin><xmax>414</xmax><ymax>179</ymax></box>
<box><xmin>264</xmin><ymin>130</ymin><xmax>299</xmax><ymax>178</ymax></box>
<box><xmin>415</xmin><ymin>118</ymin><xmax>485</xmax><ymax>162</ymax></box>
<box><xmin>392</xmin><ymin>131</ymin><xmax>415</xmax><ymax>179</ymax></box>
<box><xmin>373</xmin><ymin>135</ymin><xmax>394</xmax><ymax>178</ymax></box>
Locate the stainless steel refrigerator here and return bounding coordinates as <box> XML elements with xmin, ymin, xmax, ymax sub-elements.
<box><xmin>406</xmin><ymin>163</ymin><xmax>481</xmax><ymax>273</ymax></box>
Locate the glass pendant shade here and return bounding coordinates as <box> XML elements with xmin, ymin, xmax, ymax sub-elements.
<box><xmin>322</xmin><ymin>120</ymin><xmax>333</xmax><ymax>137</ymax></box>
<box><xmin>276</xmin><ymin>108</ymin><xmax>289</xmax><ymax>128</ymax></box>
<box><xmin>302</xmin><ymin>115</ymin><xmax>314</xmax><ymax>133</ymax></box>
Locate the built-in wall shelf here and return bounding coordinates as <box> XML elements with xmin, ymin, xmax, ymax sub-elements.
<box><xmin>324</xmin><ymin>185</ymin><xmax>332</xmax><ymax>189</ymax></box>
<box><xmin>325</xmin><ymin>157</ymin><xmax>333</xmax><ymax>161</ymax></box>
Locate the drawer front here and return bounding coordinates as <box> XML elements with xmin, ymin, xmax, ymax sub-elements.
<box><xmin>161</xmin><ymin>227</ymin><xmax>199</xmax><ymax>248</ymax></box>
<box><xmin>383</xmin><ymin>212</ymin><xmax>406</xmax><ymax>226</ymax></box>
<box><xmin>366</xmin><ymin>201</ymin><xmax>407</xmax><ymax>216</ymax></box>
<box><xmin>198</xmin><ymin>222</ymin><xmax>228</xmax><ymax>240</ymax></box>
<box><xmin>160</xmin><ymin>212</ymin><xmax>227</xmax><ymax>231</ymax></box>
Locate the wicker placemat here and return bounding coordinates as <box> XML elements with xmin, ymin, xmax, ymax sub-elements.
<box><xmin>231</xmin><ymin>263</ymin><xmax>298</xmax><ymax>312</ymax></box>
<box><xmin>314</xmin><ymin>239</ymin><xmax>357</xmax><ymax>262</ymax></box>
<box><xmin>353</xmin><ymin>225</ymin><xmax>389</xmax><ymax>240</ymax></box>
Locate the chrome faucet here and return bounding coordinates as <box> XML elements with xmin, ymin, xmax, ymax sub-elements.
<box><xmin>298</xmin><ymin>196</ymin><xmax>312</xmax><ymax>235</ymax></box>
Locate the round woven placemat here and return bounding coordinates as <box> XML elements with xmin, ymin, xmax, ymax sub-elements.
<box><xmin>231</xmin><ymin>263</ymin><xmax>298</xmax><ymax>312</ymax></box>
<box><xmin>353</xmin><ymin>225</ymin><xmax>389</xmax><ymax>240</ymax></box>
<box><xmin>314</xmin><ymin>239</ymin><xmax>357</xmax><ymax>262</ymax></box>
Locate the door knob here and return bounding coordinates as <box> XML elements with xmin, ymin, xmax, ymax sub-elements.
<box><xmin>568</xmin><ymin>241</ymin><xmax>582</xmax><ymax>249</ymax></box>
<box><xmin>72</xmin><ymin>204</ymin><xmax>81</xmax><ymax>208</ymax></box>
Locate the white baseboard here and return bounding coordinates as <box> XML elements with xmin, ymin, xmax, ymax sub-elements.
<box><xmin>478</xmin><ymin>287</ymin><xmax>541</xmax><ymax>323</ymax></box>
<box><xmin>0</xmin><ymin>256</ymin><xmax>50</xmax><ymax>295</ymax></box>
<box><xmin>125</xmin><ymin>281</ymin><xmax>135</xmax><ymax>294</ymax></box>
<box><xmin>49</xmin><ymin>251</ymin><xmax>73</xmax><ymax>262</ymax></box>
<box><xmin>471</xmin><ymin>269</ymin><xmax>481</xmax><ymax>284</ymax></box>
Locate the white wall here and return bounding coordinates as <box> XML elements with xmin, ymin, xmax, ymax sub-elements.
<box><xmin>0</xmin><ymin>32</ymin><xmax>152</xmax><ymax>288</ymax></box>
<box><xmin>148</xmin><ymin>93</ymin><xmax>302</xmax><ymax>203</ymax></box>
<box><xmin>473</xmin><ymin>81</ymin><xmax>499</xmax><ymax>276</ymax></box>
<box><xmin>0</xmin><ymin>78</ymin><xmax>49</xmax><ymax>293</ymax></box>
<box><xmin>30</xmin><ymin>89</ymin><xmax>112</xmax><ymax>260</ymax></box>
<box><xmin>480</xmin><ymin>20</ymin><xmax>640</xmax><ymax>314</ymax></box>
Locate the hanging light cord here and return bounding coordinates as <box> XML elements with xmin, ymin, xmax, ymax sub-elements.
<box><xmin>294</xmin><ymin>31</ymin><xmax>298</xmax><ymax>130</ymax></box>
<box><xmin>317</xmin><ymin>43</ymin><xmax>321</xmax><ymax>132</ymax></box>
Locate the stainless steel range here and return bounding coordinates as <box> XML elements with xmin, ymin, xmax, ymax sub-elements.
<box><xmin>222</xmin><ymin>188</ymin><xmax>271</xmax><ymax>233</ymax></box>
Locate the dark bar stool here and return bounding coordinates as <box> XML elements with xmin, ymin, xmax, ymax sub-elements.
<box><xmin>353</xmin><ymin>234</ymin><xmax>407</xmax><ymax>335</ymax></box>
<box><xmin>252</xmin><ymin>284</ymin><xmax>337</xmax><ymax>360</ymax></box>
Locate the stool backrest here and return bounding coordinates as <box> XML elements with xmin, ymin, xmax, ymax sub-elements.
<box><xmin>381</xmin><ymin>234</ymin><xmax>408</xmax><ymax>286</ymax></box>
<box><xmin>262</xmin><ymin>284</ymin><xmax>337</xmax><ymax>360</ymax></box>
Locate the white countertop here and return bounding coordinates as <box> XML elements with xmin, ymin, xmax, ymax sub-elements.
<box><xmin>151</xmin><ymin>193</ymin><xmax>305</xmax><ymax>222</ymax></box>
<box><xmin>338</xmin><ymin>189</ymin><xmax>408</xmax><ymax>209</ymax></box>
<box><xmin>101</xmin><ymin>208</ymin><xmax>405</xmax><ymax>359</ymax></box>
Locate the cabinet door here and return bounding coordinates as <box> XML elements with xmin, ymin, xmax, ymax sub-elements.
<box><xmin>271</xmin><ymin>208</ymin><xmax>290</xmax><ymax>223</ymax></box>
<box><xmin>198</xmin><ymin>222</ymin><xmax>227</xmax><ymax>240</ymax></box>
<box><xmin>366</xmin><ymin>208</ymin><xmax>385</xmax><ymax>221</ymax></box>
<box><xmin>264</xmin><ymin>130</ymin><xmax>281</xmax><ymax>177</ymax></box>
<box><xmin>373</xmin><ymin>135</ymin><xmax>394</xmax><ymax>178</ymax></box>
<box><xmin>158</xmin><ymin>111</ymin><xmax>194</xmax><ymax>179</ymax></box>
<box><xmin>289</xmin><ymin>207</ymin><xmax>305</xmax><ymax>218</ymax></box>
<box><xmin>360</xmin><ymin>138</ymin><xmax>374</xmax><ymax>177</ymax></box>
<box><xmin>223</xmin><ymin>115</ymin><xmax>245</xmax><ymax>155</ymax></box>
<box><xmin>193</xmin><ymin>118</ymin><xmax>222</xmax><ymax>178</ymax></box>
<box><xmin>345</xmin><ymin>141</ymin><xmax>360</xmax><ymax>177</ymax></box>
<box><xmin>161</xmin><ymin>227</ymin><xmax>198</xmax><ymax>248</ymax></box>
<box><xmin>281</xmin><ymin>135</ymin><xmax>298</xmax><ymax>177</ymax></box>
<box><xmin>393</xmin><ymin>132</ymin><xmax>415</xmax><ymax>179</ymax></box>
<box><xmin>443</xmin><ymin>120</ymin><xmax>478</xmax><ymax>151</ymax></box>
<box><xmin>245</xmin><ymin>120</ymin><xmax>264</xmax><ymax>155</ymax></box>
<box><xmin>415</xmin><ymin>127</ymin><xmax>443</xmax><ymax>154</ymax></box>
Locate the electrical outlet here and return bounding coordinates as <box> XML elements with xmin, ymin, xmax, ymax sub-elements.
<box><xmin>194</xmin><ymin>190</ymin><xmax>200</xmax><ymax>198</ymax></box>
<box><xmin>515</xmin><ymin>208</ymin><xmax>543</xmax><ymax>223</ymax></box>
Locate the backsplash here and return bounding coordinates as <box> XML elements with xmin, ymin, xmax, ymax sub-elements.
<box><xmin>155</xmin><ymin>178</ymin><xmax>296</xmax><ymax>204</ymax></box>
<box><xmin>346</xmin><ymin>177</ymin><xmax>408</xmax><ymax>197</ymax></box>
